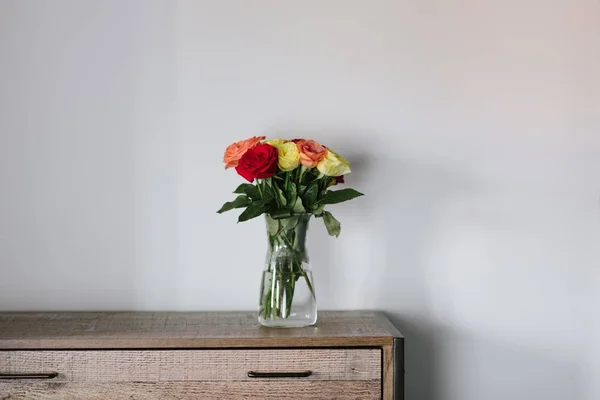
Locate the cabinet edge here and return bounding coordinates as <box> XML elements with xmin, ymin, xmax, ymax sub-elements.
<box><xmin>393</xmin><ymin>337</ymin><xmax>405</xmax><ymax>400</ymax></box>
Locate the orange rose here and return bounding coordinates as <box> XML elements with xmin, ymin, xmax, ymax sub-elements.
<box><xmin>223</xmin><ymin>136</ymin><xmax>266</xmax><ymax>169</ymax></box>
<box><xmin>296</xmin><ymin>139</ymin><xmax>328</xmax><ymax>168</ymax></box>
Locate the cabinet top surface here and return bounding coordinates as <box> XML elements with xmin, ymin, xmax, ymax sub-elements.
<box><xmin>0</xmin><ymin>311</ymin><xmax>402</xmax><ymax>349</ymax></box>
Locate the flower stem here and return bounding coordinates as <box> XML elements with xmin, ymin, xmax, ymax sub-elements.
<box><xmin>259</xmin><ymin>215</ymin><xmax>313</xmax><ymax>322</ymax></box>
<box><xmin>256</xmin><ymin>179</ymin><xmax>264</xmax><ymax>199</ymax></box>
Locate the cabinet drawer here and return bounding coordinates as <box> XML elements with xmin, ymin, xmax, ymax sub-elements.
<box><xmin>0</xmin><ymin>349</ymin><xmax>382</xmax><ymax>399</ymax></box>
<box><xmin>0</xmin><ymin>349</ymin><xmax>380</xmax><ymax>381</ymax></box>
<box><xmin>0</xmin><ymin>381</ymin><xmax>381</xmax><ymax>399</ymax></box>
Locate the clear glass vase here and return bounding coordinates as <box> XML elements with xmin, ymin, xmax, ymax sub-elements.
<box><xmin>258</xmin><ymin>214</ymin><xmax>317</xmax><ymax>328</ymax></box>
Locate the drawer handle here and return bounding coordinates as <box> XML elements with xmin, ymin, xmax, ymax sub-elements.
<box><xmin>247</xmin><ymin>370</ymin><xmax>312</xmax><ymax>378</ymax></box>
<box><xmin>0</xmin><ymin>373</ymin><xmax>58</xmax><ymax>380</ymax></box>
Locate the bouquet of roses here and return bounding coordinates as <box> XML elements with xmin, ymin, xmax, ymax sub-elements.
<box><xmin>218</xmin><ymin>136</ymin><xmax>363</xmax><ymax>325</ymax></box>
<box><xmin>217</xmin><ymin>136</ymin><xmax>363</xmax><ymax>235</ymax></box>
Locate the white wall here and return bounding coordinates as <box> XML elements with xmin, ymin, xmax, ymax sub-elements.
<box><xmin>1</xmin><ymin>1</ymin><xmax>598</xmax><ymax>399</ymax></box>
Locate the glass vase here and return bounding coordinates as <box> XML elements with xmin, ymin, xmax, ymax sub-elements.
<box><xmin>258</xmin><ymin>214</ymin><xmax>317</xmax><ymax>328</ymax></box>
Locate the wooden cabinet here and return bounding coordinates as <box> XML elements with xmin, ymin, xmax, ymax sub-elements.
<box><xmin>0</xmin><ymin>311</ymin><xmax>404</xmax><ymax>399</ymax></box>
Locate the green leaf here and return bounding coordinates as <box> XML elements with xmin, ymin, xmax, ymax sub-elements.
<box><xmin>272</xmin><ymin>182</ymin><xmax>287</xmax><ymax>206</ymax></box>
<box><xmin>233</xmin><ymin>183</ymin><xmax>261</xmax><ymax>200</ymax></box>
<box><xmin>281</xmin><ymin>215</ymin><xmax>300</xmax><ymax>230</ymax></box>
<box><xmin>217</xmin><ymin>195</ymin><xmax>251</xmax><ymax>214</ymax></box>
<box><xmin>301</xmin><ymin>167</ymin><xmax>319</xmax><ymax>185</ymax></box>
<box><xmin>270</xmin><ymin>209</ymin><xmax>292</xmax><ymax>219</ymax></box>
<box><xmin>284</xmin><ymin>182</ymin><xmax>298</xmax><ymax>210</ymax></box>
<box><xmin>320</xmin><ymin>188</ymin><xmax>364</xmax><ymax>205</ymax></box>
<box><xmin>238</xmin><ymin>203</ymin><xmax>268</xmax><ymax>222</ymax></box>
<box><xmin>322</xmin><ymin>211</ymin><xmax>341</xmax><ymax>237</ymax></box>
<box><xmin>246</xmin><ymin>185</ymin><xmax>261</xmax><ymax>200</ymax></box>
<box><xmin>266</xmin><ymin>217</ymin><xmax>279</xmax><ymax>236</ymax></box>
<box><xmin>312</xmin><ymin>203</ymin><xmax>325</xmax><ymax>216</ymax></box>
<box><xmin>233</xmin><ymin>183</ymin><xmax>253</xmax><ymax>194</ymax></box>
<box><xmin>292</xmin><ymin>197</ymin><xmax>306</xmax><ymax>213</ymax></box>
<box><xmin>302</xmin><ymin>181</ymin><xmax>319</xmax><ymax>208</ymax></box>
<box><xmin>262</xmin><ymin>182</ymin><xmax>275</xmax><ymax>202</ymax></box>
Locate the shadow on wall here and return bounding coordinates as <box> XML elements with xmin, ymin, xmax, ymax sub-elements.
<box><xmin>385</xmin><ymin>315</ymin><xmax>583</xmax><ymax>400</ymax></box>
<box><xmin>372</xmin><ymin>153</ymin><xmax>475</xmax><ymax>400</ymax></box>
<box><xmin>388</xmin><ymin>315</ymin><xmax>440</xmax><ymax>400</ymax></box>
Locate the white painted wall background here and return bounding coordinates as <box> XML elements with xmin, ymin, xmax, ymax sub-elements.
<box><xmin>1</xmin><ymin>1</ymin><xmax>598</xmax><ymax>399</ymax></box>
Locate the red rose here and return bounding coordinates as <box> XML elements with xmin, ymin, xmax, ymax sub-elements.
<box><xmin>235</xmin><ymin>144</ymin><xmax>279</xmax><ymax>182</ymax></box>
<box><xmin>335</xmin><ymin>175</ymin><xmax>345</xmax><ymax>184</ymax></box>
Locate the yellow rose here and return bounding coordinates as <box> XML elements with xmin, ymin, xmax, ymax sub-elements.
<box><xmin>316</xmin><ymin>149</ymin><xmax>351</xmax><ymax>176</ymax></box>
<box><xmin>277</xmin><ymin>142</ymin><xmax>301</xmax><ymax>171</ymax></box>
<box><xmin>265</xmin><ymin>138</ymin><xmax>286</xmax><ymax>148</ymax></box>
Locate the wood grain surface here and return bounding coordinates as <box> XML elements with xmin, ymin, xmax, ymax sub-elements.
<box><xmin>0</xmin><ymin>311</ymin><xmax>398</xmax><ymax>349</ymax></box>
<box><xmin>382</xmin><ymin>344</ymin><xmax>395</xmax><ymax>400</ymax></box>
<box><xmin>0</xmin><ymin>311</ymin><xmax>403</xmax><ymax>398</ymax></box>
<box><xmin>0</xmin><ymin>349</ymin><xmax>380</xmax><ymax>381</ymax></box>
<box><xmin>0</xmin><ymin>381</ymin><xmax>381</xmax><ymax>400</ymax></box>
